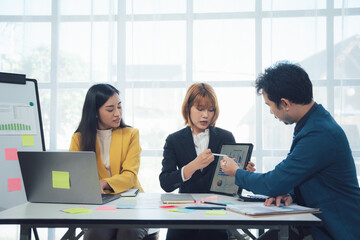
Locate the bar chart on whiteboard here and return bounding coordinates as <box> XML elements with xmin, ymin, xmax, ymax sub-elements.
<box><xmin>0</xmin><ymin>102</ymin><xmax>37</xmax><ymax>135</ymax></box>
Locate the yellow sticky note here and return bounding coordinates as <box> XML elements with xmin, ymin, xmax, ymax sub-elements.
<box><xmin>62</xmin><ymin>207</ymin><xmax>92</xmax><ymax>214</ymax></box>
<box><xmin>52</xmin><ymin>171</ymin><xmax>70</xmax><ymax>189</ymax></box>
<box><xmin>21</xmin><ymin>135</ymin><xmax>35</xmax><ymax>146</ymax></box>
<box><xmin>205</xmin><ymin>210</ymin><xmax>227</xmax><ymax>215</ymax></box>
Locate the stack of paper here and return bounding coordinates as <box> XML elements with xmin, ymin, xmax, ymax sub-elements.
<box><xmin>227</xmin><ymin>203</ymin><xmax>320</xmax><ymax>216</ymax></box>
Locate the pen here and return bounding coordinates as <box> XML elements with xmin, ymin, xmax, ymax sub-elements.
<box><xmin>212</xmin><ymin>153</ymin><xmax>228</xmax><ymax>157</ymax></box>
<box><xmin>185</xmin><ymin>206</ymin><xmax>226</xmax><ymax>210</ymax></box>
<box><xmin>201</xmin><ymin>201</ymin><xmax>227</xmax><ymax>206</ymax></box>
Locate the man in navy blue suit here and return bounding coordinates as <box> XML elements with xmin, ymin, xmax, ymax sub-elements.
<box><xmin>221</xmin><ymin>61</ymin><xmax>360</xmax><ymax>240</ymax></box>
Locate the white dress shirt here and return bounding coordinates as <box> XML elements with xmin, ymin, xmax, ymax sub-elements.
<box><xmin>181</xmin><ymin>128</ymin><xmax>210</xmax><ymax>181</ymax></box>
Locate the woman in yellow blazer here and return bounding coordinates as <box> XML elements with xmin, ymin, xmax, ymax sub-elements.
<box><xmin>69</xmin><ymin>83</ymin><xmax>147</xmax><ymax>240</ymax></box>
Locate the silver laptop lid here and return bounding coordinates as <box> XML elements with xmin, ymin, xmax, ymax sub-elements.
<box><xmin>18</xmin><ymin>151</ymin><xmax>103</xmax><ymax>204</ymax></box>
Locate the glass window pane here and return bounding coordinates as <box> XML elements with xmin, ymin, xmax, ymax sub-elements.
<box><xmin>262</xmin><ymin>0</ymin><xmax>326</xmax><ymax>11</ymax></box>
<box><xmin>126</xmin><ymin>21</ymin><xmax>186</xmax><ymax>81</ymax></box>
<box><xmin>0</xmin><ymin>0</ymin><xmax>51</xmax><ymax>15</ymax></box>
<box><xmin>0</xmin><ymin>23</ymin><xmax>51</xmax><ymax>82</ymax></box>
<box><xmin>335</xmin><ymin>0</ymin><xmax>360</xmax><ymax>8</ymax></box>
<box><xmin>334</xmin><ymin>16</ymin><xmax>360</xmax><ymax>79</ymax></box>
<box><xmin>263</xmin><ymin>17</ymin><xmax>326</xmax><ymax>80</ymax></box>
<box><xmin>263</xmin><ymin>157</ymin><xmax>283</xmax><ymax>173</ymax></box>
<box><xmin>126</xmin><ymin>0</ymin><xmax>186</xmax><ymax>14</ymax></box>
<box><xmin>335</xmin><ymin>86</ymin><xmax>360</xmax><ymax>150</ymax></box>
<box><xmin>216</xmin><ymin>87</ymin><xmax>255</xmax><ymax>143</ymax></box>
<box><xmin>125</xmin><ymin>88</ymin><xmax>185</xmax><ymax>150</ymax></box>
<box><xmin>313</xmin><ymin>86</ymin><xmax>328</xmax><ymax>109</ymax></box>
<box><xmin>194</xmin><ymin>0</ymin><xmax>254</xmax><ymax>13</ymax></box>
<box><xmin>193</xmin><ymin>19</ymin><xmax>255</xmax><ymax>81</ymax></box>
<box><xmin>60</xmin><ymin>0</ymin><xmax>91</xmax><ymax>15</ymax></box>
<box><xmin>57</xmin><ymin>89</ymin><xmax>87</xmax><ymax>150</ymax></box>
<box><xmin>92</xmin><ymin>22</ymin><xmax>117</xmax><ymax>82</ymax></box>
<box><xmin>138</xmin><ymin>157</ymin><xmax>163</xmax><ymax>192</ymax></box>
<box><xmin>58</xmin><ymin>23</ymin><xmax>91</xmax><ymax>82</ymax></box>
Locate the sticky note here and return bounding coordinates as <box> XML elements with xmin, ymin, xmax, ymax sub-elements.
<box><xmin>205</xmin><ymin>210</ymin><xmax>227</xmax><ymax>215</ymax></box>
<box><xmin>96</xmin><ymin>206</ymin><xmax>117</xmax><ymax>211</ymax></box>
<box><xmin>116</xmin><ymin>204</ymin><xmax>135</xmax><ymax>209</ymax></box>
<box><xmin>52</xmin><ymin>171</ymin><xmax>70</xmax><ymax>189</ymax></box>
<box><xmin>5</xmin><ymin>148</ymin><xmax>18</xmax><ymax>160</ymax></box>
<box><xmin>21</xmin><ymin>135</ymin><xmax>35</xmax><ymax>146</ymax></box>
<box><xmin>8</xmin><ymin>178</ymin><xmax>22</xmax><ymax>191</ymax></box>
<box><xmin>168</xmin><ymin>208</ymin><xmax>195</xmax><ymax>213</ymax></box>
<box><xmin>62</xmin><ymin>207</ymin><xmax>92</xmax><ymax>214</ymax></box>
<box><xmin>201</xmin><ymin>195</ymin><xmax>218</xmax><ymax>201</ymax></box>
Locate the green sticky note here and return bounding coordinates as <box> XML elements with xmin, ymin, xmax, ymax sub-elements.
<box><xmin>62</xmin><ymin>207</ymin><xmax>92</xmax><ymax>214</ymax></box>
<box><xmin>21</xmin><ymin>135</ymin><xmax>35</xmax><ymax>146</ymax></box>
<box><xmin>205</xmin><ymin>210</ymin><xmax>227</xmax><ymax>215</ymax></box>
<box><xmin>52</xmin><ymin>171</ymin><xmax>70</xmax><ymax>189</ymax></box>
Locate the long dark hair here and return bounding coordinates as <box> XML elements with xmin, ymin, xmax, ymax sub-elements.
<box><xmin>75</xmin><ymin>84</ymin><xmax>128</xmax><ymax>151</ymax></box>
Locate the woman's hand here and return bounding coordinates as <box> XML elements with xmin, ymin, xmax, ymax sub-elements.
<box><xmin>193</xmin><ymin>149</ymin><xmax>215</xmax><ymax>170</ymax></box>
<box><xmin>246</xmin><ymin>161</ymin><xmax>256</xmax><ymax>172</ymax></box>
<box><xmin>99</xmin><ymin>179</ymin><xmax>111</xmax><ymax>194</ymax></box>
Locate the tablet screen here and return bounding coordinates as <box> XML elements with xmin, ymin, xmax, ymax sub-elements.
<box><xmin>210</xmin><ymin>143</ymin><xmax>253</xmax><ymax>196</ymax></box>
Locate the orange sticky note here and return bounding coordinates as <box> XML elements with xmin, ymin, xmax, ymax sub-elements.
<box><xmin>201</xmin><ymin>195</ymin><xmax>218</xmax><ymax>201</ymax></box>
<box><xmin>21</xmin><ymin>135</ymin><xmax>35</xmax><ymax>146</ymax></box>
<box><xmin>8</xmin><ymin>178</ymin><xmax>22</xmax><ymax>192</ymax></box>
<box><xmin>5</xmin><ymin>148</ymin><xmax>18</xmax><ymax>160</ymax></box>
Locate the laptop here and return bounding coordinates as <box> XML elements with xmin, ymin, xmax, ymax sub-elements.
<box><xmin>210</xmin><ymin>143</ymin><xmax>267</xmax><ymax>202</ymax></box>
<box><xmin>17</xmin><ymin>151</ymin><xmax>121</xmax><ymax>204</ymax></box>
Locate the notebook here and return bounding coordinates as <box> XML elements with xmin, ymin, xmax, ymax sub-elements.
<box><xmin>209</xmin><ymin>143</ymin><xmax>267</xmax><ymax>202</ymax></box>
<box><xmin>161</xmin><ymin>193</ymin><xmax>196</xmax><ymax>204</ymax></box>
<box><xmin>17</xmin><ymin>151</ymin><xmax>121</xmax><ymax>205</ymax></box>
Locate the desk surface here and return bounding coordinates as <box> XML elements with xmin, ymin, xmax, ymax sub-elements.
<box><xmin>0</xmin><ymin>193</ymin><xmax>320</xmax><ymax>230</ymax></box>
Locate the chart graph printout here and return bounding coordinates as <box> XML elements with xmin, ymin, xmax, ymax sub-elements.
<box><xmin>210</xmin><ymin>143</ymin><xmax>253</xmax><ymax>196</ymax></box>
<box><xmin>0</xmin><ymin>102</ymin><xmax>37</xmax><ymax>135</ymax></box>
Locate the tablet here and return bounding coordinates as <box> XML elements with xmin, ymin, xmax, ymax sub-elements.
<box><xmin>210</xmin><ymin>143</ymin><xmax>253</xmax><ymax>196</ymax></box>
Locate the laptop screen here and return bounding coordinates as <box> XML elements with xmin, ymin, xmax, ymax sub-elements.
<box><xmin>210</xmin><ymin>143</ymin><xmax>253</xmax><ymax>196</ymax></box>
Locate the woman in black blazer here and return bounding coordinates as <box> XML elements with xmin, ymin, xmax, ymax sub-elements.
<box><xmin>159</xmin><ymin>83</ymin><xmax>254</xmax><ymax>240</ymax></box>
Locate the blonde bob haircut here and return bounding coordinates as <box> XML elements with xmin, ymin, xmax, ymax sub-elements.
<box><xmin>181</xmin><ymin>83</ymin><xmax>220</xmax><ymax>128</ymax></box>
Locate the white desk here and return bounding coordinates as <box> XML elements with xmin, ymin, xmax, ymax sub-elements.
<box><xmin>0</xmin><ymin>193</ymin><xmax>321</xmax><ymax>240</ymax></box>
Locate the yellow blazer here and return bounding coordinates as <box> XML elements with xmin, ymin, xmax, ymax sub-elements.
<box><xmin>69</xmin><ymin>127</ymin><xmax>143</xmax><ymax>193</ymax></box>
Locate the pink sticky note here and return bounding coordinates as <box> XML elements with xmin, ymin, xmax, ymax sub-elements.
<box><xmin>96</xmin><ymin>206</ymin><xmax>117</xmax><ymax>211</ymax></box>
<box><xmin>8</xmin><ymin>178</ymin><xmax>22</xmax><ymax>192</ymax></box>
<box><xmin>160</xmin><ymin>205</ymin><xmax>177</xmax><ymax>209</ymax></box>
<box><xmin>5</xmin><ymin>148</ymin><xmax>18</xmax><ymax>160</ymax></box>
<box><xmin>201</xmin><ymin>195</ymin><xmax>218</xmax><ymax>201</ymax></box>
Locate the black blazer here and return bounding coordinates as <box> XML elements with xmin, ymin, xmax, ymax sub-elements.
<box><xmin>159</xmin><ymin>126</ymin><xmax>235</xmax><ymax>193</ymax></box>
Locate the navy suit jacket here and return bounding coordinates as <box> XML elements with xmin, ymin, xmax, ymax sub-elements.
<box><xmin>159</xmin><ymin>126</ymin><xmax>235</xmax><ymax>193</ymax></box>
<box><xmin>234</xmin><ymin>104</ymin><xmax>360</xmax><ymax>240</ymax></box>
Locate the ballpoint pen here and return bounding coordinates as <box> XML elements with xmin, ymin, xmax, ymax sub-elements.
<box><xmin>212</xmin><ymin>153</ymin><xmax>228</xmax><ymax>158</ymax></box>
<box><xmin>185</xmin><ymin>206</ymin><xmax>226</xmax><ymax>210</ymax></box>
<box><xmin>201</xmin><ymin>201</ymin><xmax>227</xmax><ymax>206</ymax></box>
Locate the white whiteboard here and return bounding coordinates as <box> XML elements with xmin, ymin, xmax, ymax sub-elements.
<box><xmin>0</xmin><ymin>72</ymin><xmax>45</xmax><ymax>211</ymax></box>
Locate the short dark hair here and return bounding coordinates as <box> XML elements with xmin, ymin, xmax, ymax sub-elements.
<box><xmin>255</xmin><ymin>61</ymin><xmax>313</xmax><ymax>107</ymax></box>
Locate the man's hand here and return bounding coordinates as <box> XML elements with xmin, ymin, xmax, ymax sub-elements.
<box><xmin>264</xmin><ymin>194</ymin><xmax>293</xmax><ymax>207</ymax></box>
<box><xmin>220</xmin><ymin>156</ymin><xmax>239</xmax><ymax>176</ymax></box>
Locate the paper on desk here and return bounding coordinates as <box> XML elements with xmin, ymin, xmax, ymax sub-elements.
<box><xmin>205</xmin><ymin>210</ymin><xmax>227</xmax><ymax>215</ymax></box>
<box><xmin>62</xmin><ymin>207</ymin><xmax>93</xmax><ymax>215</ymax></box>
<box><xmin>227</xmin><ymin>203</ymin><xmax>320</xmax><ymax>216</ymax></box>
